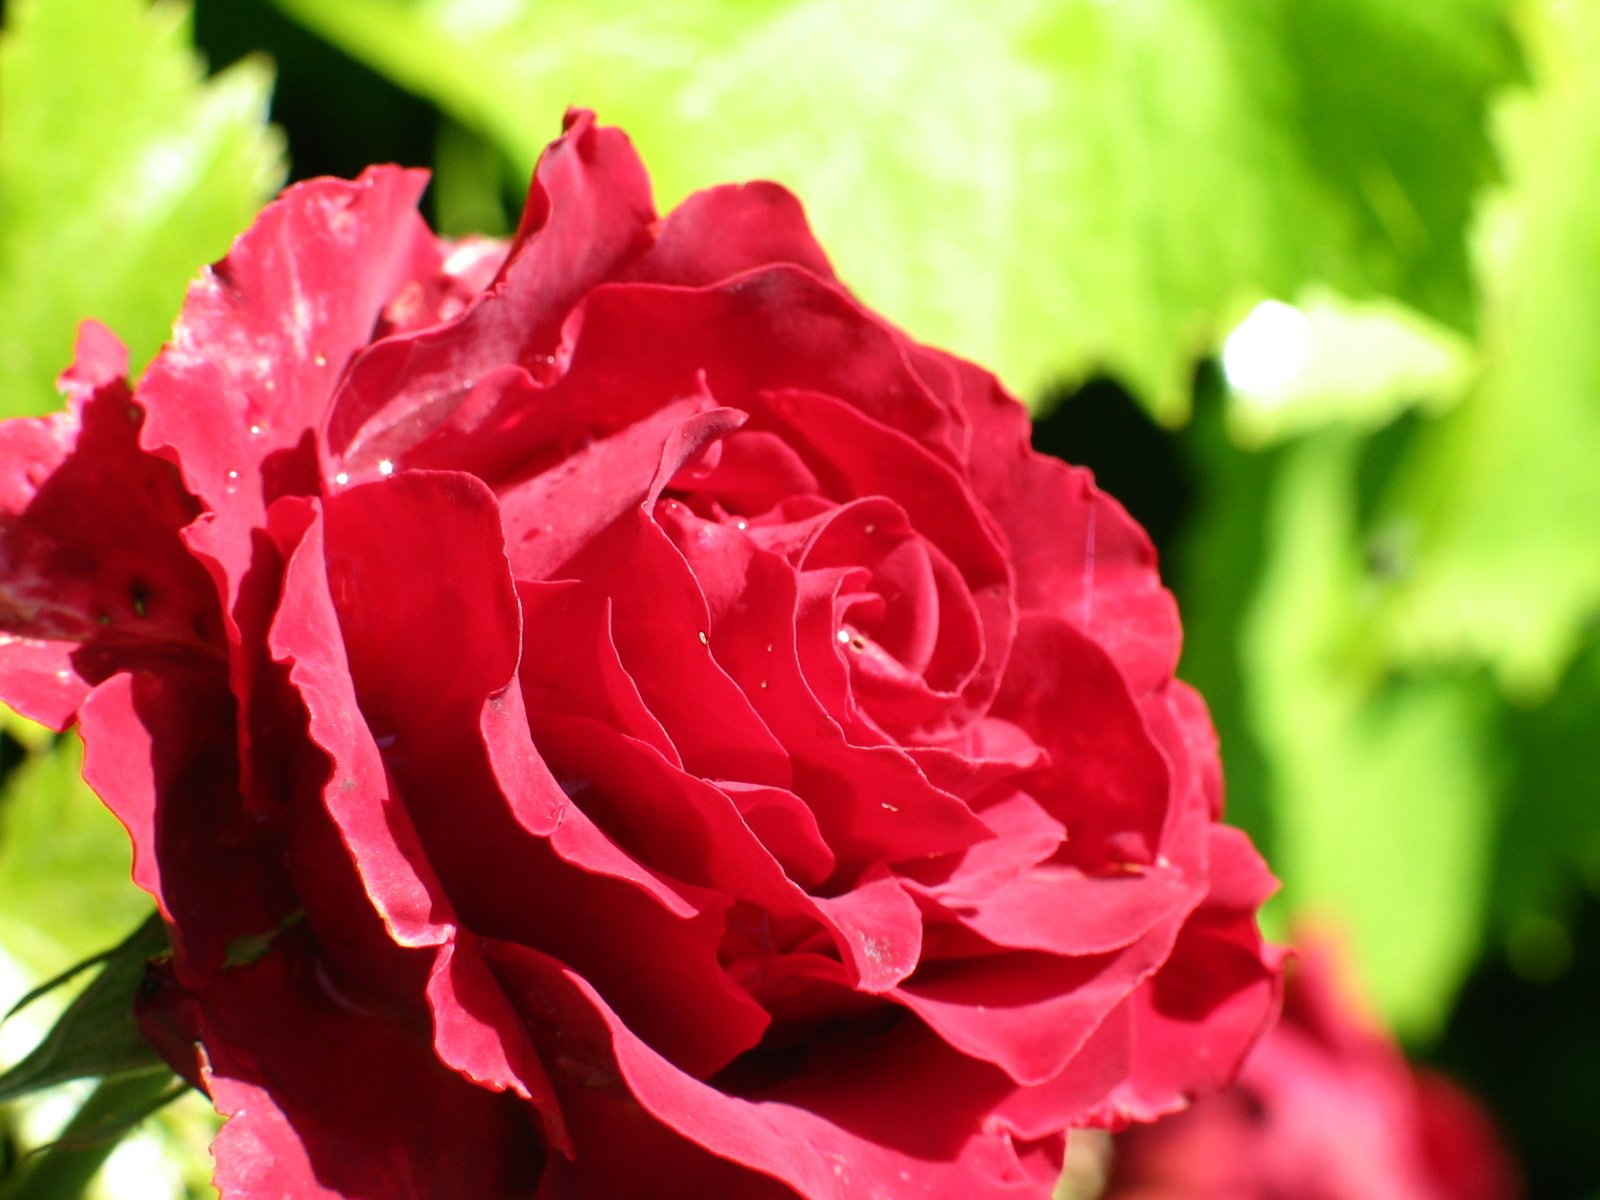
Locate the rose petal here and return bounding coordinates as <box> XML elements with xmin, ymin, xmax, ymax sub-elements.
<box><xmin>490</xmin><ymin>943</ymin><xmax>1063</xmax><ymax>1200</ymax></box>
<box><xmin>78</xmin><ymin>668</ymin><xmax>293</xmax><ymax>976</ymax></box>
<box><xmin>994</xmin><ymin>615</ymin><xmax>1172</xmax><ymax>870</ymax></box>
<box><xmin>326</xmin><ymin>111</ymin><xmax>657</xmax><ymax>470</ymax></box>
<box><xmin>198</xmin><ymin>931</ymin><xmax>544</xmax><ymax>1200</ymax></box>
<box><xmin>1083</xmin><ymin>826</ymin><xmax>1284</xmax><ymax>1127</ymax></box>
<box><xmin>0</xmin><ymin>323</ymin><xmax>220</xmax><ymax>711</ymax></box>
<box><xmin>623</xmin><ymin>180</ymin><xmax>836</xmax><ymax>288</ymax></box>
<box><xmin>138</xmin><ymin>167</ymin><xmax>434</xmax><ymax>614</ymax></box>
<box><xmin>944</xmin><ymin>357</ymin><xmax>1180</xmax><ymax>695</ymax></box>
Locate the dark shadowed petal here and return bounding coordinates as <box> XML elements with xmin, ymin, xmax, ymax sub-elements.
<box><xmin>197</xmin><ymin>931</ymin><xmax>544</xmax><ymax>1200</ymax></box>
<box><xmin>77</xmin><ymin>663</ymin><xmax>293</xmax><ymax>977</ymax></box>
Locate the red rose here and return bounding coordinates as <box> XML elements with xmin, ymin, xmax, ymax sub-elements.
<box><xmin>1105</xmin><ymin>935</ymin><xmax>1521</xmax><ymax>1200</ymax></box>
<box><xmin>0</xmin><ymin>112</ymin><xmax>1281</xmax><ymax>1198</ymax></box>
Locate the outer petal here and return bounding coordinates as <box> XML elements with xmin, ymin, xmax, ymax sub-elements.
<box><xmin>196</xmin><ymin>931</ymin><xmax>544</xmax><ymax>1200</ymax></box>
<box><xmin>943</xmin><ymin>357</ymin><xmax>1180</xmax><ymax>694</ymax></box>
<box><xmin>622</xmin><ymin>180</ymin><xmax>836</xmax><ymax>287</ymax></box>
<box><xmin>993</xmin><ymin>616</ymin><xmax>1172</xmax><ymax>870</ymax></box>
<box><xmin>0</xmin><ymin>323</ymin><xmax>220</xmax><ymax>726</ymax></box>
<box><xmin>78</xmin><ymin>666</ymin><xmax>291</xmax><ymax>976</ymax></box>
<box><xmin>138</xmin><ymin>166</ymin><xmax>435</xmax><ymax>618</ymax></box>
<box><xmin>490</xmin><ymin>942</ymin><xmax>1060</xmax><ymax>1200</ymax></box>
<box><xmin>1085</xmin><ymin>826</ymin><xmax>1284</xmax><ymax>1127</ymax></box>
<box><xmin>326</xmin><ymin>110</ymin><xmax>658</xmax><ymax>468</ymax></box>
<box><xmin>336</xmin><ymin>268</ymin><xmax>962</xmax><ymax>483</ymax></box>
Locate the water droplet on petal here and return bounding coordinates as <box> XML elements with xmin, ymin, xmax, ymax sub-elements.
<box><xmin>378</xmin><ymin>459</ymin><xmax>395</xmax><ymax>477</ymax></box>
<box><xmin>333</xmin><ymin>472</ymin><xmax>350</xmax><ymax>486</ymax></box>
<box><xmin>697</xmin><ymin>630</ymin><xmax>709</xmax><ymax>646</ymax></box>
<box><xmin>314</xmin><ymin>353</ymin><xmax>328</xmax><ymax>367</ymax></box>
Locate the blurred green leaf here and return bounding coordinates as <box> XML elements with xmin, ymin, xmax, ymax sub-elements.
<box><xmin>1171</xmin><ymin>375</ymin><xmax>1280</xmax><ymax>861</ymax></box>
<box><xmin>0</xmin><ymin>0</ymin><xmax>284</xmax><ymax>418</ymax></box>
<box><xmin>0</xmin><ymin>735</ymin><xmax>148</xmax><ymax>979</ymax></box>
<box><xmin>1487</xmin><ymin>633</ymin><xmax>1600</xmax><ymax>970</ymax></box>
<box><xmin>0</xmin><ymin>1070</ymin><xmax>183</xmax><ymax>1200</ymax></box>
<box><xmin>1243</xmin><ymin>435</ymin><xmax>1498</xmax><ymax>1037</ymax></box>
<box><xmin>270</xmin><ymin>0</ymin><xmax>1515</xmax><ymax>415</ymax></box>
<box><xmin>431</xmin><ymin>118</ymin><xmax>513</xmax><ymax>238</ymax></box>
<box><xmin>1221</xmin><ymin>289</ymin><xmax>1475</xmax><ymax>447</ymax></box>
<box><xmin>1373</xmin><ymin>1</ymin><xmax>1600</xmax><ymax>695</ymax></box>
<box><xmin>0</xmin><ymin>915</ymin><xmax>167</xmax><ymax>1104</ymax></box>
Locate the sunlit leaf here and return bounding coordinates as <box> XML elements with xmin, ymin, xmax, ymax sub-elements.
<box><xmin>1373</xmin><ymin>1</ymin><xmax>1600</xmax><ymax>695</ymax></box>
<box><xmin>0</xmin><ymin>737</ymin><xmax>148</xmax><ymax>979</ymax></box>
<box><xmin>1242</xmin><ymin>435</ymin><xmax>1497</xmax><ymax>1038</ymax></box>
<box><xmin>1221</xmin><ymin>289</ymin><xmax>1474</xmax><ymax>447</ymax></box>
<box><xmin>0</xmin><ymin>915</ymin><xmax>167</xmax><ymax>1104</ymax></box>
<box><xmin>270</xmin><ymin>0</ymin><xmax>1515</xmax><ymax>414</ymax></box>
<box><xmin>0</xmin><ymin>0</ymin><xmax>284</xmax><ymax>417</ymax></box>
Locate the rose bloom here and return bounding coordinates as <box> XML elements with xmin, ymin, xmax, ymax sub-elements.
<box><xmin>0</xmin><ymin>112</ymin><xmax>1280</xmax><ymax>1198</ymax></box>
<box><xmin>1104</xmin><ymin>936</ymin><xmax>1521</xmax><ymax>1200</ymax></box>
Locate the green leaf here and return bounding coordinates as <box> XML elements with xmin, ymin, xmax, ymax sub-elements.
<box><xmin>1373</xmin><ymin>2</ymin><xmax>1600</xmax><ymax>696</ymax></box>
<box><xmin>0</xmin><ymin>0</ymin><xmax>284</xmax><ymax>418</ymax></box>
<box><xmin>270</xmin><ymin>0</ymin><xmax>1516</xmax><ymax>415</ymax></box>
<box><xmin>1486</xmin><ymin>632</ymin><xmax>1600</xmax><ymax>981</ymax></box>
<box><xmin>1170</xmin><ymin>374</ymin><xmax>1281</xmax><ymax>860</ymax></box>
<box><xmin>0</xmin><ymin>738</ymin><xmax>149</xmax><ymax>979</ymax></box>
<box><xmin>1242</xmin><ymin>435</ymin><xmax>1497</xmax><ymax>1038</ymax></box>
<box><xmin>1220</xmin><ymin>289</ymin><xmax>1474</xmax><ymax>448</ymax></box>
<box><xmin>0</xmin><ymin>914</ymin><xmax>168</xmax><ymax>1103</ymax></box>
<box><xmin>0</xmin><ymin>1070</ymin><xmax>184</xmax><ymax>1200</ymax></box>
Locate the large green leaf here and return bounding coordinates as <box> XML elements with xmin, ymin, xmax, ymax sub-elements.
<box><xmin>1243</xmin><ymin>435</ymin><xmax>1497</xmax><ymax>1038</ymax></box>
<box><xmin>271</xmin><ymin>0</ymin><xmax>1516</xmax><ymax>415</ymax></box>
<box><xmin>1373</xmin><ymin>1</ymin><xmax>1600</xmax><ymax>695</ymax></box>
<box><xmin>0</xmin><ymin>0</ymin><xmax>284</xmax><ymax>418</ymax></box>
